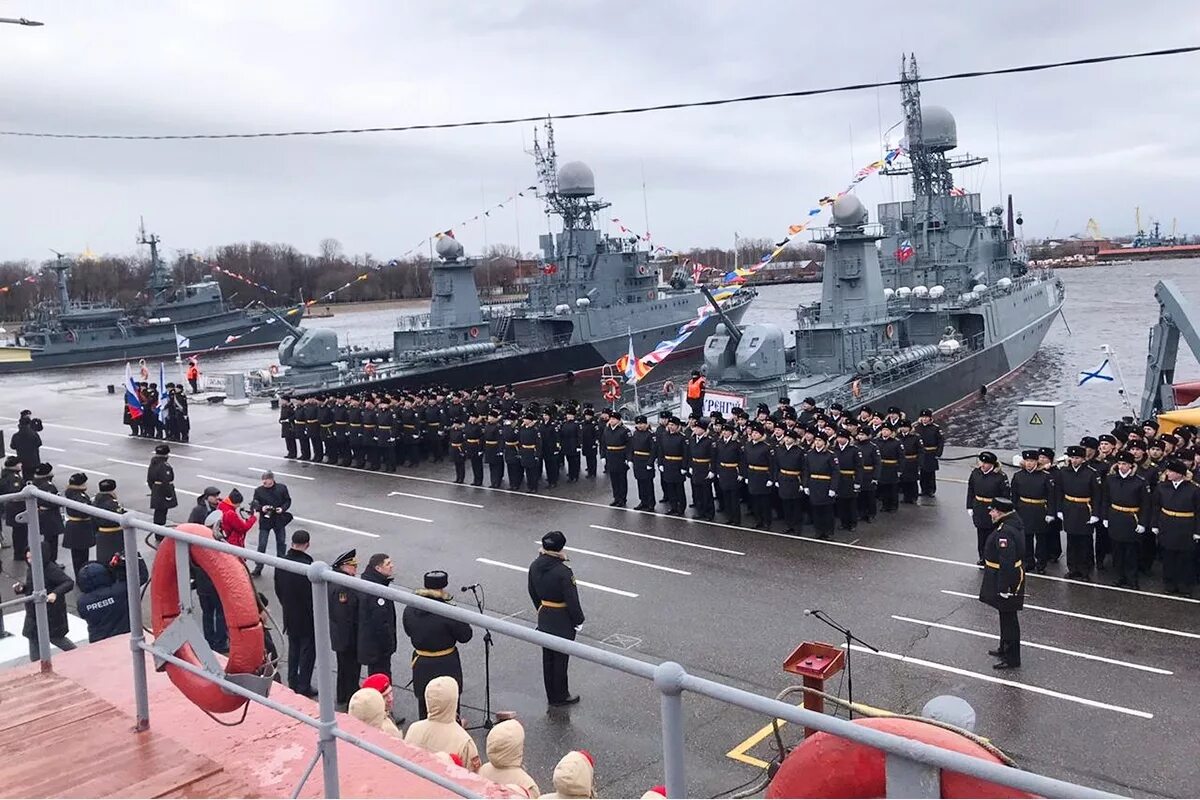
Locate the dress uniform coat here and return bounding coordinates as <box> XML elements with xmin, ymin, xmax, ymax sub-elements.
<box><xmin>559</xmin><ymin>418</ymin><xmax>581</xmax><ymax>482</ymax></box>
<box><xmin>448</xmin><ymin>426</ymin><xmax>468</xmax><ymax>483</ymax></box>
<box><xmin>1102</xmin><ymin>469</ymin><xmax>1150</xmax><ymax>588</ymax></box>
<box><xmin>914</xmin><ymin>420</ymin><xmax>944</xmax><ymax>497</ymax></box>
<box><xmin>601</xmin><ymin>422</ymin><xmax>631</xmax><ymax>505</ymax></box>
<box><xmin>360</xmin><ymin>406</ymin><xmax>379</xmax><ymax>470</ymax></box>
<box><xmin>146</xmin><ymin>457</ymin><xmax>178</xmax><ymax>528</ymax></box>
<box><xmin>0</xmin><ymin>468</ymin><xmax>27</xmax><ymax>557</ymax></box>
<box><xmin>540</xmin><ymin>420</ymin><xmax>561</xmax><ymax>488</ymax></box>
<box><xmin>332</xmin><ymin>402</ymin><xmax>350</xmax><ymax>465</ymax></box>
<box><xmin>504</xmin><ymin>422</ymin><xmax>524</xmax><ymax>490</ymax></box>
<box><xmin>346</xmin><ymin>405</ymin><xmax>363</xmax><ymax>467</ymax></box>
<box><xmin>319</xmin><ymin>402</ymin><xmax>336</xmax><ymax>464</ymax></box>
<box><xmin>528</xmin><ymin>551</ymin><xmax>585</xmax><ymax>704</ymax></box>
<box><xmin>832</xmin><ymin>443</ymin><xmax>862</xmax><ymax>531</ymax></box>
<box><xmin>519</xmin><ymin>424</ymin><xmax>543</xmax><ymax>492</ymax></box>
<box><xmin>1150</xmin><ymin>479</ymin><xmax>1200</xmax><ymax>593</ymax></box>
<box><xmin>856</xmin><ymin>439</ymin><xmax>881</xmax><ymax>522</ymax></box>
<box><xmin>579</xmin><ymin>416</ymin><xmax>599</xmax><ymax>478</ymax></box>
<box><xmin>398</xmin><ymin>406</ymin><xmax>421</xmax><ymax>467</ymax></box>
<box><xmin>1009</xmin><ymin>468</ymin><xmax>1057</xmax><ymax>569</ymax></box>
<box><xmin>33</xmin><ymin>476</ymin><xmax>64</xmax><ymax>562</ymax></box>
<box><xmin>687</xmin><ymin>433</ymin><xmax>716</xmax><ymax>521</ymax></box>
<box><xmin>91</xmin><ymin>491</ymin><xmax>126</xmax><ymax>564</ymax></box>
<box><xmin>715</xmin><ymin>435</ymin><xmax>743</xmax><ymax>524</ymax></box>
<box><xmin>376</xmin><ymin>407</ymin><xmax>397</xmax><ymax>472</ymax></box>
<box><xmin>279</xmin><ymin>402</ymin><xmax>298</xmax><ymax>458</ymax></box>
<box><xmin>328</xmin><ymin>581</ymin><xmax>361</xmax><ymax>705</ymax></box>
<box><xmin>630</xmin><ymin>428</ymin><xmax>657</xmax><ymax>509</ymax></box>
<box><xmin>804</xmin><ymin>448</ymin><xmax>840</xmax><ymax>538</ymax></box>
<box><xmin>357</xmin><ymin>565</ymin><xmax>398</xmax><ymax>678</ymax></box>
<box><xmin>774</xmin><ymin>443</ymin><xmax>805</xmax><ymax>533</ymax></box>
<box><xmin>403</xmin><ymin>592</ymin><xmax>473</xmax><ymax>718</ymax></box>
<box><xmin>62</xmin><ymin>487</ymin><xmax>97</xmax><ymax>576</ymax></box>
<box><xmin>966</xmin><ymin>467</ymin><xmax>1010</xmax><ymax>560</ymax></box>
<box><xmin>483</xmin><ymin>421</ymin><xmax>505</xmax><ymax>488</ymax></box>
<box><xmin>1058</xmin><ymin>464</ymin><xmax>1102</xmax><ymax>577</ymax></box>
<box><xmin>898</xmin><ymin>432</ymin><xmax>922</xmax><ymax>503</ymax></box>
<box><xmin>742</xmin><ymin>439</ymin><xmax>774</xmax><ymax>527</ymax></box>
<box><xmin>656</xmin><ymin>430</ymin><xmax>689</xmax><ymax>515</ymax></box>
<box><xmin>422</xmin><ymin>405</ymin><xmax>445</xmax><ymax>462</ymax></box>
<box><xmin>875</xmin><ymin>436</ymin><xmax>903</xmax><ymax>512</ymax></box>
<box><xmin>979</xmin><ymin>512</ymin><xmax>1025</xmax><ymax>666</ymax></box>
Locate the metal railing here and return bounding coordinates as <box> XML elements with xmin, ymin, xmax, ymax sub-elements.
<box><xmin>2</xmin><ymin>483</ymin><xmax>1122</xmax><ymax>799</ymax></box>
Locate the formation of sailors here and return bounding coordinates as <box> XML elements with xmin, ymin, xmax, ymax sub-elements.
<box><xmin>967</xmin><ymin>417</ymin><xmax>1200</xmax><ymax>596</ymax></box>
<box><xmin>278</xmin><ymin>388</ymin><xmax>945</xmax><ymax>540</ymax></box>
<box><xmin>121</xmin><ymin>381</ymin><xmax>191</xmax><ymax>442</ymax></box>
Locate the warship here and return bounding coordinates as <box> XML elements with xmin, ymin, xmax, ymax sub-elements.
<box><xmin>0</xmin><ymin>227</ymin><xmax>305</xmax><ymax>372</ymax></box>
<box><xmin>672</xmin><ymin>55</ymin><xmax>1064</xmax><ymax>417</ymax></box>
<box><xmin>271</xmin><ymin>122</ymin><xmax>755</xmax><ymax>396</ymax></box>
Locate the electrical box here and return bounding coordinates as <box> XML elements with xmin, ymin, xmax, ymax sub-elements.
<box><xmin>1017</xmin><ymin>400</ymin><xmax>1063</xmax><ymax>453</ymax></box>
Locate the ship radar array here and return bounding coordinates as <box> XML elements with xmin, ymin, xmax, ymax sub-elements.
<box><xmin>0</xmin><ymin>46</ymin><xmax>1197</xmax><ymax>141</ymax></box>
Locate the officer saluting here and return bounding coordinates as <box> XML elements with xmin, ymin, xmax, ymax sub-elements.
<box><xmin>979</xmin><ymin>497</ymin><xmax>1025</xmax><ymax>670</ymax></box>
<box><xmin>528</xmin><ymin>531</ymin><xmax>584</xmax><ymax>707</ymax></box>
<box><xmin>403</xmin><ymin>570</ymin><xmax>473</xmax><ymax>719</ymax></box>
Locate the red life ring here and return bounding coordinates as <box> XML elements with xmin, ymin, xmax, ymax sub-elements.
<box><xmin>150</xmin><ymin>523</ymin><xmax>265</xmax><ymax>715</ymax></box>
<box><xmin>662</xmin><ymin>379</ymin><xmax>676</xmax><ymax>395</ymax></box>
<box><xmin>469</xmin><ymin>326</ymin><xmax>480</xmax><ymax>338</ymax></box>
<box><xmin>602</xmin><ymin>378</ymin><xmax>621</xmax><ymax>402</ymax></box>
<box><xmin>364</xmin><ymin>362</ymin><xmax>377</xmax><ymax>377</ymax></box>
<box><xmin>885</xmin><ymin>323</ymin><xmax>895</xmax><ymax>339</ymax></box>
<box><xmin>767</xmin><ymin>717</ymin><xmax>1032</xmax><ymax>799</ymax></box>
<box><xmin>269</xmin><ymin>364</ymin><xmax>280</xmax><ymax>377</ymax></box>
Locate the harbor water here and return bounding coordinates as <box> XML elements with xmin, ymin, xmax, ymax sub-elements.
<box><xmin>7</xmin><ymin>259</ymin><xmax>1198</xmax><ymax>449</ymax></box>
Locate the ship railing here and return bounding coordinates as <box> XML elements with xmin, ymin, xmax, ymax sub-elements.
<box><xmin>0</xmin><ymin>483</ymin><xmax>1123</xmax><ymax>800</ymax></box>
<box><xmin>825</xmin><ymin>331</ymin><xmax>987</xmax><ymax>408</ymax></box>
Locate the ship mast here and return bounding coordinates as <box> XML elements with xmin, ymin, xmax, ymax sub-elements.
<box><xmin>138</xmin><ymin>218</ymin><xmax>171</xmax><ymax>297</ymax></box>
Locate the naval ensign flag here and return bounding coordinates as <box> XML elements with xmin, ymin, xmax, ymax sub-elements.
<box><xmin>1078</xmin><ymin>358</ymin><xmax>1115</xmax><ymax>387</ymax></box>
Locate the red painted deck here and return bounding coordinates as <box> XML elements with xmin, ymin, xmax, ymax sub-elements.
<box><xmin>0</xmin><ymin>637</ymin><xmax>508</xmax><ymax>798</ymax></box>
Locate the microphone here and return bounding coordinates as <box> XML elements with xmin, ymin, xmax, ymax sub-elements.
<box><xmin>461</xmin><ymin>583</ymin><xmax>481</xmax><ymax>592</ymax></box>
<box><xmin>803</xmin><ymin>609</ymin><xmax>821</xmax><ymax>616</ymax></box>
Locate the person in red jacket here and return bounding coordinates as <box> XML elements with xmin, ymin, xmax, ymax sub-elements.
<box><xmin>217</xmin><ymin>488</ymin><xmax>257</xmax><ymax>549</ymax></box>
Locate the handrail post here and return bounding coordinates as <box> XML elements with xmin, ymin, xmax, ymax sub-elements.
<box><xmin>123</xmin><ymin>515</ymin><xmax>150</xmax><ymax>730</ymax></box>
<box><xmin>23</xmin><ymin>494</ymin><xmax>52</xmax><ymax>671</ymax></box>
<box><xmin>174</xmin><ymin>537</ymin><xmax>193</xmax><ymax>614</ymax></box>
<box><xmin>308</xmin><ymin>563</ymin><xmax>340</xmax><ymax>798</ymax></box>
<box><xmin>654</xmin><ymin>661</ymin><xmax>688</xmax><ymax>799</ymax></box>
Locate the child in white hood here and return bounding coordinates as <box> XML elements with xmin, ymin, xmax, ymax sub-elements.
<box><xmin>403</xmin><ymin>675</ymin><xmax>481</xmax><ymax>771</ymax></box>
<box><xmin>479</xmin><ymin>719</ymin><xmax>539</xmax><ymax>797</ymax></box>
<box><xmin>543</xmin><ymin>750</ymin><xmax>595</xmax><ymax>799</ymax></box>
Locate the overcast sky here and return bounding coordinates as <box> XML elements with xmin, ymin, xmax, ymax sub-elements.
<box><xmin>2</xmin><ymin>1</ymin><xmax>1198</xmax><ymax>262</ymax></box>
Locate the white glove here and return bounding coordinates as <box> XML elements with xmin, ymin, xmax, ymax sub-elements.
<box><xmin>658</xmin><ymin>465</ymin><xmax>664</xmax><ymax>472</ymax></box>
<box><xmin>829</xmin><ymin>490</ymin><xmax>837</xmax><ymax>498</ymax></box>
<box><xmin>1056</xmin><ymin>511</ymin><xmax>1064</xmax><ymax>520</ymax></box>
<box><xmin>738</xmin><ymin>476</ymin><xmax>745</xmax><ymax>482</ymax></box>
<box><xmin>1087</xmin><ymin>516</ymin><xmax>1099</xmax><ymax>524</ymax></box>
<box><xmin>1151</xmin><ymin>528</ymin><xmax>1159</xmax><ymax>535</ymax></box>
<box><xmin>1045</xmin><ymin>515</ymin><xmax>1055</xmax><ymax>523</ymax></box>
<box><xmin>803</xmin><ymin>487</ymin><xmax>810</xmax><ymax>495</ymax></box>
<box><xmin>998</xmin><ymin>592</ymin><xmax>1012</xmax><ymax>599</ymax></box>
<box><xmin>1102</xmin><ymin>520</ymin><xmax>1109</xmax><ymax>528</ymax></box>
<box><xmin>766</xmin><ymin>480</ymin><xmax>774</xmax><ymax>487</ymax></box>
<box><xmin>967</xmin><ymin>510</ymin><xmax>975</xmax><ymax>518</ymax></box>
<box><xmin>1136</xmin><ymin>524</ymin><xmax>1145</xmax><ymax>534</ymax></box>
<box><xmin>854</xmin><ymin>484</ymin><xmax>861</xmax><ymax>491</ymax></box>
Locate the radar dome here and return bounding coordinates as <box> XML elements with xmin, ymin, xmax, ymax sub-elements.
<box><xmin>557</xmin><ymin>161</ymin><xmax>595</xmax><ymax>197</ymax></box>
<box><xmin>907</xmin><ymin>105</ymin><xmax>957</xmax><ymax>152</ymax></box>
<box><xmin>435</xmin><ymin>235</ymin><xmax>464</xmax><ymax>261</ymax></box>
<box><xmin>831</xmin><ymin>194</ymin><xmax>868</xmax><ymax>227</ymax></box>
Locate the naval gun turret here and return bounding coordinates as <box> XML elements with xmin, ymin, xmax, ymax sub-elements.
<box><xmin>702</xmin><ymin>287</ymin><xmax>788</xmax><ymax>382</ymax></box>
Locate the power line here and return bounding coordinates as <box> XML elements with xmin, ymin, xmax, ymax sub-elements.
<box><xmin>3</xmin><ymin>45</ymin><xmax>1197</xmax><ymax>141</ymax></box>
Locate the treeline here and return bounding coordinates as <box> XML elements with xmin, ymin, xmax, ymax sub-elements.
<box><xmin>0</xmin><ymin>236</ymin><xmax>823</xmax><ymax>320</ymax></box>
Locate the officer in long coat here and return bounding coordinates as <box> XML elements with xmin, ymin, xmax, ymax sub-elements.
<box><xmin>914</xmin><ymin>408</ymin><xmax>944</xmax><ymax>498</ymax></box>
<box><xmin>91</xmin><ymin>479</ymin><xmax>126</xmax><ymax>564</ymax></box>
<box><xmin>875</xmin><ymin>425</ymin><xmax>903</xmax><ymax>512</ymax></box>
<box><xmin>1149</xmin><ymin>459</ymin><xmax>1199</xmax><ymax>595</ymax></box>
<box><xmin>630</xmin><ymin>416</ymin><xmax>657</xmax><ymax>511</ymax></box>
<box><xmin>328</xmin><ymin>549</ymin><xmax>361</xmax><ymax>707</ymax></box>
<box><xmin>687</xmin><ymin>420</ymin><xmax>716</xmax><ymax>521</ymax></box>
<box><xmin>279</xmin><ymin>396</ymin><xmax>298</xmax><ymax>459</ymax></box>
<box><xmin>32</xmin><ymin>463</ymin><xmax>64</xmax><ymax>562</ymax></box>
<box><xmin>559</xmin><ymin>407</ymin><xmax>582</xmax><ymax>483</ymax></box>
<box><xmin>966</xmin><ymin>451</ymin><xmax>1009</xmax><ymax>564</ymax></box>
<box><xmin>979</xmin><ymin>497</ymin><xmax>1025</xmax><ymax>670</ymax></box>
<box><xmin>1009</xmin><ymin>449</ymin><xmax>1057</xmax><ymax>572</ymax></box>
<box><xmin>1101</xmin><ymin>452</ymin><xmax>1150</xmax><ymax>589</ymax></box>
<box><xmin>518</xmin><ymin>413</ymin><xmax>544</xmax><ymax>493</ymax></box>
<box><xmin>855</xmin><ymin>429</ymin><xmax>881</xmax><ymax>523</ymax></box>
<box><xmin>774</xmin><ymin>430</ymin><xmax>805</xmax><ymax>535</ymax></box>
<box><xmin>146</xmin><ymin>444</ymin><xmax>178</xmax><ymax>529</ymax></box>
<box><xmin>831</xmin><ymin>430</ymin><xmax>862</xmax><ymax>532</ymax></box>
<box><xmin>403</xmin><ymin>570</ymin><xmax>473</xmax><ymax>719</ymax></box>
<box><xmin>483</xmin><ymin>410</ymin><xmax>506</xmax><ymax>489</ymax></box>
<box><xmin>804</xmin><ymin>436</ymin><xmax>840</xmax><ymax>539</ymax></box>
<box><xmin>897</xmin><ymin>420</ymin><xmax>921</xmax><ymax>504</ymax></box>
<box><xmin>600</xmin><ymin>411</ymin><xmax>631</xmax><ymax>506</ymax></box>
<box><xmin>742</xmin><ymin>424</ymin><xmax>774</xmax><ymax>529</ymax></box>
<box><xmin>62</xmin><ymin>472</ymin><xmax>97</xmax><ymax>578</ymax></box>
<box><xmin>1</xmin><ymin>457</ymin><xmax>27</xmax><ymax>558</ymax></box>
<box><xmin>714</xmin><ymin>426</ymin><xmax>743</xmax><ymax>525</ymax></box>
<box><xmin>528</xmin><ymin>531</ymin><xmax>585</xmax><ymax>706</ymax></box>
<box><xmin>580</xmin><ymin>407</ymin><xmax>599</xmax><ymax>479</ymax></box>
<box><xmin>656</xmin><ymin>417</ymin><xmax>689</xmax><ymax>516</ymax></box>
<box><xmin>1057</xmin><ymin>446</ymin><xmax>1102</xmax><ymax>579</ymax></box>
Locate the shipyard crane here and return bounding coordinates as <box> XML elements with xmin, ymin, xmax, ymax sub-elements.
<box><xmin>1085</xmin><ymin>218</ymin><xmax>1104</xmax><ymax>240</ymax></box>
<box><xmin>1140</xmin><ymin>280</ymin><xmax>1200</xmax><ymax>419</ymax></box>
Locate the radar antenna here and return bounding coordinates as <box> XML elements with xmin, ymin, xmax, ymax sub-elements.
<box><xmin>137</xmin><ymin>217</ymin><xmax>172</xmax><ymax>296</ymax></box>
<box><xmin>530</xmin><ymin>118</ymin><xmax>607</xmax><ymax>234</ymax></box>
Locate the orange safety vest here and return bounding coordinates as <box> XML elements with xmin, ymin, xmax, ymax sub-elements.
<box><xmin>186</xmin><ymin>364</ymin><xmax>199</xmax><ymax>380</ymax></box>
<box><xmin>687</xmin><ymin>377</ymin><xmax>706</xmax><ymax>400</ymax></box>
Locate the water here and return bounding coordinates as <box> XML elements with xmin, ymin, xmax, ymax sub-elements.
<box><xmin>10</xmin><ymin>260</ymin><xmax>1200</xmax><ymax>449</ymax></box>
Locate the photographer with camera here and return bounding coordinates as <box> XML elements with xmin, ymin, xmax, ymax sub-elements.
<box><xmin>10</xmin><ymin>410</ymin><xmax>43</xmax><ymax>482</ymax></box>
<box><xmin>250</xmin><ymin>471</ymin><xmax>292</xmax><ymax>577</ymax></box>
<box><xmin>76</xmin><ymin>554</ymin><xmax>144</xmax><ymax>643</ymax></box>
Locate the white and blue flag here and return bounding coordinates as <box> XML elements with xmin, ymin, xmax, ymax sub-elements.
<box><xmin>1078</xmin><ymin>358</ymin><xmax>1115</xmax><ymax>387</ymax></box>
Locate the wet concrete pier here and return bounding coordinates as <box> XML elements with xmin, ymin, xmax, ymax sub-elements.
<box><xmin>2</xmin><ymin>387</ymin><xmax>1197</xmax><ymax>797</ymax></box>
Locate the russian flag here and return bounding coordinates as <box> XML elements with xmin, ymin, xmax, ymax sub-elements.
<box><xmin>124</xmin><ymin>362</ymin><xmax>144</xmax><ymax>420</ymax></box>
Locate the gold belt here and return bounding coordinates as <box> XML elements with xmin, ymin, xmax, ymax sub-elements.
<box><xmin>350</xmin><ymin>423</ymin><xmax>361</xmax><ymax>427</ymax></box>
<box><xmin>664</xmin><ymin>455</ymin><xmax>684</xmax><ymax>461</ymax></box>
<box><xmin>924</xmin><ymin>447</ymin><xmax>938</xmax><ymax>451</ymax></box>
<box><xmin>414</xmin><ymin>646</ymin><xmax>456</xmax><ymax>658</ymax></box>
<box><xmin>321</xmin><ymin>424</ymin><xmax>333</xmax><ymax>428</ymax></box>
<box><xmin>692</xmin><ymin>458</ymin><xmax>710</xmax><ymax>463</ymax></box>
<box><xmin>780</xmin><ymin>469</ymin><xmax>801</xmax><ymax>476</ymax></box>
<box><xmin>67</xmin><ymin>516</ymin><xmax>90</xmax><ymax>522</ymax></box>
<box><xmin>749</xmin><ymin>465</ymin><xmax>769</xmax><ymax>471</ymax></box>
<box><xmin>484</xmin><ymin>441</ymin><xmax>499</xmax><ymax>446</ymax></box>
<box><xmin>467</xmin><ymin>439</ymin><xmax>481</xmax><ymax>444</ymax></box>
<box><xmin>539</xmin><ymin>600</ymin><xmax>567</xmax><ymax>609</ymax></box>
<box><xmin>720</xmin><ymin>462</ymin><xmax>739</xmax><ymax>468</ymax></box>
<box><xmin>1111</xmin><ymin>504</ymin><xmax>1139</xmax><ymax>513</ymax></box>
<box><xmin>98</xmin><ymin>525</ymin><xmax>122</xmax><ymax>533</ymax></box>
<box><xmin>881</xmin><ymin>459</ymin><xmax>898</xmax><ymax>464</ymax></box>
<box><xmin>863</xmin><ymin>466</ymin><xmax>874</xmax><ymax>471</ymax></box>
<box><xmin>984</xmin><ymin>560</ymin><xmax>1001</xmax><ymax>569</ymax></box>
<box><xmin>634</xmin><ymin>450</ymin><xmax>652</xmax><ymax>456</ymax></box>
<box><xmin>521</xmin><ymin>444</ymin><xmax>537</xmax><ymax>450</ymax></box>
<box><xmin>1162</xmin><ymin>508</ymin><xmax>1195</xmax><ymax>518</ymax></box>
<box><xmin>905</xmin><ymin>455</ymin><xmax>918</xmax><ymax>460</ymax></box>
<box><xmin>607</xmin><ymin>445</ymin><xmax>626</xmax><ymax>451</ymax></box>
<box><xmin>1064</xmin><ymin>495</ymin><xmax>1091</xmax><ymax>503</ymax></box>
<box><xmin>1018</xmin><ymin>497</ymin><xmax>1047</xmax><ymax>505</ymax></box>
<box><xmin>839</xmin><ymin>469</ymin><xmax>856</xmax><ymax>475</ymax></box>
<box><xmin>810</xmin><ymin>474</ymin><xmax>831</xmax><ymax>480</ymax></box>
<box><xmin>974</xmin><ymin>496</ymin><xmax>993</xmax><ymax>503</ymax></box>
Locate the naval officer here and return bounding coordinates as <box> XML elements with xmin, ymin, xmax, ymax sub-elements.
<box><xmin>528</xmin><ymin>531</ymin><xmax>585</xmax><ymax>706</ymax></box>
<box><xmin>979</xmin><ymin>497</ymin><xmax>1025</xmax><ymax>670</ymax></box>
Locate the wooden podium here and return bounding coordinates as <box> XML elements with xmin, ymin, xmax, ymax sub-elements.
<box><xmin>782</xmin><ymin>642</ymin><xmax>845</xmax><ymax>737</ymax></box>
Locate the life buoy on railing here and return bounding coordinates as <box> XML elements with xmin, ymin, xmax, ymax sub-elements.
<box><xmin>885</xmin><ymin>323</ymin><xmax>895</xmax><ymax>339</ymax></box>
<box><xmin>602</xmin><ymin>378</ymin><xmax>621</xmax><ymax>403</ymax></box>
<box><xmin>150</xmin><ymin>523</ymin><xmax>265</xmax><ymax>715</ymax></box>
<box><xmin>662</xmin><ymin>379</ymin><xmax>676</xmax><ymax>395</ymax></box>
<box><xmin>638</xmin><ymin>265</ymin><xmax>649</xmax><ymax>276</ymax></box>
<box><xmin>364</xmin><ymin>362</ymin><xmax>377</xmax><ymax>378</ymax></box>
<box><xmin>268</xmin><ymin>364</ymin><xmax>280</xmax><ymax>377</ymax></box>
<box><xmin>469</xmin><ymin>326</ymin><xmax>480</xmax><ymax>339</ymax></box>
<box><xmin>851</xmin><ymin>379</ymin><xmax>862</xmax><ymax>398</ymax></box>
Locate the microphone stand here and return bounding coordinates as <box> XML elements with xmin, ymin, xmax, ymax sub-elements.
<box><xmin>465</xmin><ymin>585</ymin><xmax>496</xmax><ymax>731</ymax></box>
<box><xmin>806</xmin><ymin>610</ymin><xmax>880</xmax><ymax>720</ymax></box>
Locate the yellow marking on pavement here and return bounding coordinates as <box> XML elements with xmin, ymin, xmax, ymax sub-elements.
<box><xmin>725</xmin><ymin>719</ymin><xmax>780</xmax><ymax>769</ymax></box>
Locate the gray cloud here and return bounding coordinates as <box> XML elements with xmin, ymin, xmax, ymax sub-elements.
<box><xmin>1</xmin><ymin>0</ymin><xmax>1197</xmax><ymax>261</ymax></box>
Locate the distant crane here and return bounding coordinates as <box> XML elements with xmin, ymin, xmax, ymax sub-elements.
<box><xmin>1085</xmin><ymin>218</ymin><xmax>1104</xmax><ymax>240</ymax></box>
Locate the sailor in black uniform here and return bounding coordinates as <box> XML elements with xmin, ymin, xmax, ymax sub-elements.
<box><xmin>743</xmin><ymin>423</ymin><xmax>774</xmax><ymax>529</ymax></box>
<box><xmin>875</xmin><ymin>424</ymin><xmax>903</xmax><ymax>513</ymax></box>
<box><xmin>559</xmin><ymin>407</ymin><xmax>582</xmax><ymax>483</ymax></box>
<box><xmin>1150</xmin><ymin>458</ymin><xmax>1199</xmax><ymax>595</ymax></box>
<box><xmin>1102</xmin><ymin>452</ymin><xmax>1150</xmax><ymax>589</ymax></box>
<box><xmin>308</xmin><ymin>396</ymin><xmax>325</xmax><ymax>464</ymax></box>
<box><xmin>403</xmin><ymin>570</ymin><xmax>473</xmax><ymax>719</ymax></box>
<box><xmin>519</xmin><ymin>412</ymin><xmax>543</xmax><ymax>493</ymax></box>
<box><xmin>966</xmin><ymin>451</ymin><xmax>1010</xmax><ymax>564</ymax></box>
<box><xmin>979</xmin><ymin>497</ymin><xmax>1025</xmax><ymax>670</ymax></box>
<box><xmin>601</xmin><ymin>411</ymin><xmax>631</xmax><ymax>506</ymax></box>
<box><xmin>687</xmin><ymin>419</ymin><xmax>715</xmax><ymax>521</ymax></box>
<box><xmin>279</xmin><ymin>396</ymin><xmax>297</xmax><ymax>458</ymax></box>
<box><xmin>540</xmin><ymin>409</ymin><xmax>561</xmax><ymax>489</ymax></box>
<box><xmin>376</xmin><ymin>399</ymin><xmax>397</xmax><ymax>473</ymax></box>
<box><xmin>328</xmin><ymin>549</ymin><xmax>361</xmax><ymax>708</ymax></box>
<box><xmin>504</xmin><ymin>411</ymin><xmax>524</xmax><ymax>490</ymax></box>
<box><xmin>715</xmin><ymin>426</ymin><xmax>743</xmax><ymax>525</ymax></box>
<box><xmin>1057</xmin><ymin>445</ymin><xmax>1102</xmax><ymax>579</ymax></box>
<box><xmin>528</xmin><ymin>531</ymin><xmax>585</xmax><ymax>706</ymax></box>
<box><xmin>1010</xmin><ymin>449</ymin><xmax>1058</xmax><ymax>572</ymax></box>
<box><xmin>855</xmin><ymin>428</ymin><xmax>880</xmax><ymax>524</ymax></box>
<box><xmin>775</xmin><ymin>429</ymin><xmax>805</xmax><ymax>535</ymax></box>
<box><xmin>448</xmin><ymin>419</ymin><xmax>467</xmax><ymax>483</ymax></box>
<box><xmin>897</xmin><ymin>420</ymin><xmax>921</xmax><ymax>504</ymax></box>
<box><xmin>630</xmin><ymin>416</ymin><xmax>657</xmax><ymax>511</ymax></box>
<box><xmin>580</xmin><ymin>407</ymin><xmax>599</xmax><ymax>479</ymax></box>
<box><xmin>832</xmin><ymin>429</ymin><xmax>862</xmax><ymax>532</ymax></box>
<box><xmin>483</xmin><ymin>410</ymin><xmax>505</xmax><ymax>488</ymax></box>
<box><xmin>914</xmin><ymin>408</ymin><xmax>943</xmax><ymax>498</ymax></box>
<box><xmin>804</xmin><ymin>435</ymin><xmax>839</xmax><ymax>539</ymax></box>
<box><xmin>465</xmin><ymin>410</ymin><xmax>485</xmax><ymax>486</ymax></box>
<box><xmin>656</xmin><ymin>417</ymin><xmax>689</xmax><ymax>516</ymax></box>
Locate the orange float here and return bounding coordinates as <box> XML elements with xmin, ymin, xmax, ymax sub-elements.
<box><xmin>766</xmin><ymin>717</ymin><xmax>1033</xmax><ymax>799</ymax></box>
<box><xmin>150</xmin><ymin>523</ymin><xmax>266</xmax><ymax>714</ymax></box>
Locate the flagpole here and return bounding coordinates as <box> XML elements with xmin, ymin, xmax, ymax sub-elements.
<box><xmin>629</xmin><ymin>327</ymin><xmax>639</xmax><ymax>412</ymax></box>
<box><xmin>1101</xmin><ymin>344</ymin><xmax>1135</xmax><ymax>415</ymax></box>
<box><xmin>174</xmin><ymin>324</ymin><xmax>183</xmax><ymax>365</ymax></box>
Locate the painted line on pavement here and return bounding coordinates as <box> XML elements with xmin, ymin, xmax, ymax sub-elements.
<box><xmin>107</xmin><ymin>457</ymin><xmax>147</xmax><ymax>468</ymax></box>
<box><xmin>41</xmin><ymin>445</ymin><xmax>66</xmax><ymax>452</ymax></box>
<box><xmin>845</xmin><ymin>644</ymin><xmax>1154</xmax><ymax>720</ymax></box>
<box><xmin>387</xmin><ymin>490</ymin><xmax>484</xmax><ymax>509</ymax></box>
<box><xmin>890</xmin><ymin>615</ymin><xmax>1173</xmax><ymax>675</ymax></box>
<box><xmin>20</xmin><ymin>417</ymin><xmax>1200</xmax><ymax>607</ymax></box>
<box><xmin>195</xmin><ymin>473</ymin><xmax>258</xmax><ymax>490</ymax></box>
<box><xmin>475</xmin><ymin>557</ymin><xmax>638</xmax><ymax>598</ymax></box>
<box><xmin>248</xmin><ymin>467</ymin><xmax>314</xmax><ymax>481</ymax></box>
<box><xmin>167</xmin><ymin>453</ymin><xmax>204</xmax><ymax>462</ymax></box>
<box><xmin>59</xmin><ymin>464</ymin><xmax>111</xmax><ymax>477</ymax></box>
<box><xmin>543</xmin><ymin>542</ymin><xmax>691</xmax><ymax>575</ymax></box>
<box><xmin>70</xmin><ymin>438</ymin><xmax>110</xmax><ymax>446</ymax></box>
<box><xmin>290</xmin><ymin>515</ymin><xmax>380</xmax><ymax>538</ymax></box>
<box><xmin>336</xmin><ymin>502</ymin><xmax>432</xmax><ymax>524</ymax></box>
<box><xmin>589</xmin><ymin>524</ymin><xmax>745</xmax><ymax>556</ymax></box>
<box><xmin>940</xmin><ymin>590</ymin><xmax>1200</xmax><ymax>639</ymax></box>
